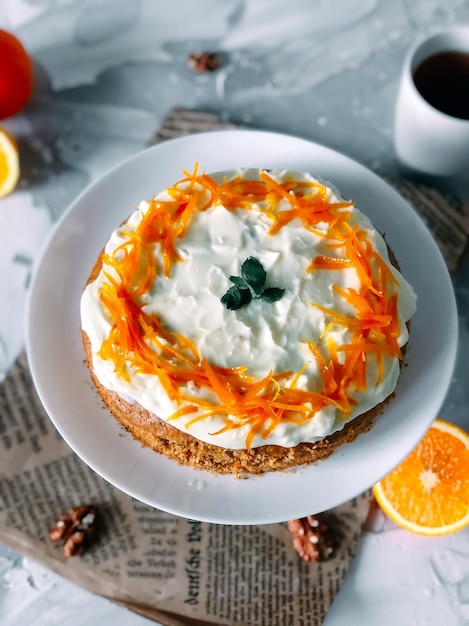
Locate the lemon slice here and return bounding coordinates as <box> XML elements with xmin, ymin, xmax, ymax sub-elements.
<box><xmin>0</xmin><ymin>127</ymin><xmax>20</xmax><ymax>197</ymax></box>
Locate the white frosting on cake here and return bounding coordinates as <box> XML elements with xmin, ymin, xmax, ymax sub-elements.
<box><xmin>81</xmin><ymin>169</ymin><xmax>416</xmax><ymax>449</ymax></box>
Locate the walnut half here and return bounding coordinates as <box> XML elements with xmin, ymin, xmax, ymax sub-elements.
<box><xmin>49</xmin><ymin>505</ymin><xmax>98</xmax><ymax>557</ymax></box>
<box><xmin>287</xmin><ymin>515</ymin><xmax>337</xmax><ymax>562</ymax></box>
<box><xmin>187</xmin><ymin>52</ymin><xmax>221</xmax><ymax>73</ymax></box>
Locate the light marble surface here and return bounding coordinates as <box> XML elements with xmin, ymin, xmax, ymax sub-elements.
<box><xmin>0</xmin><ymin>1</ymin><xmax>468</xmax><ymax>624</ymax></box>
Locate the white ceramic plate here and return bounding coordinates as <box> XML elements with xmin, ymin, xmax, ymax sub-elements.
<box><xmin>26</xmin><ymin>130</ymin><xmax>457</xmax><ymax>524</ymax></box>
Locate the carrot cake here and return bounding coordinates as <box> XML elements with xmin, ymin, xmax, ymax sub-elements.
<box><xmin>80</xmin><ymin>167</ymin><xmax>417</xmax><ymax>474</ymax></box>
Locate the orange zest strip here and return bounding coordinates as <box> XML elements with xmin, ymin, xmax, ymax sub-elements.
<box><xmin>307</xmin><ymin>256</ymin><xmax>353</xmax><ymax>272</ymax></box>
<box><xmin>288</xmin><ymin>361</ymin><xmax>310</xmax><ymax>390</ymax></box>
<box><xmin>305</xmin><ymin>340</ymin><xmax>337</xmax><ymax>394</ymax></box>
<box><xmin>167</xmin><ymin>405</ymin><xmax>199</xmax><ymax>421</ymax></box>
<box><xmin>97</xmin><ymin>165</ymin><xmax>403</xmax><ymax>448</ymax></box>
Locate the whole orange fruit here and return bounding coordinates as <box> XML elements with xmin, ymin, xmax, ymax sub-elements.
<box><xmin>0</xmin><ymin>29</ymin><xmax>34</xmax><ymax>119</ymax></box>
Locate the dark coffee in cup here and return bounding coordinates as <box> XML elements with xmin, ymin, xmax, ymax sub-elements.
<box><xmin>394</xmin><ymin>27</ymin><xmax>469</xmax><ymax>177</ymax></box>
<box><xmin>412</xmin><ymin>51</ymin><xmax>469</xmax><ymax>120</ymax></box>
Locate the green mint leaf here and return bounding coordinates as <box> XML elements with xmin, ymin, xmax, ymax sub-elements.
<box><xmin>261</xmin><ymin>287</ymin><xmax>285</xmax><ymax>303</ymax></box>
<box><xmin>241</xmin><ymin>257</ymin><xmax>266</xmax><ymax>295</ymax></box>
<box><xmin>221</xmin><ymin>257</ymin><xmax>285</xmax><ymax>310</ymax></box>
<box><xmin>221</xmin><ymin>286</ymin><xmax>252</xmax><ymax>310</ymax></box>
<box><xmin>229</xmin><ymin>275</ymin><xmax>249</xmax><ymax>289</ymax></box>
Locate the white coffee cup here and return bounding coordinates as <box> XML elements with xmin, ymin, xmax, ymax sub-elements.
<box><xmin>394</xmin><ymin>27</ymin><xmax>469</xmax><ymax>177</ymax></box>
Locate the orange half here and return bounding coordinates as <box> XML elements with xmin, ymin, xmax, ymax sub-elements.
<box><xmin>0</xmin><ymin>127</ymin><xmax>19</xmax><ymax>197</ymax></box>
<box><xmin>373</xmin><ymin>419</ymin><xmax>469</xmax><ymax>536</ymax></box>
